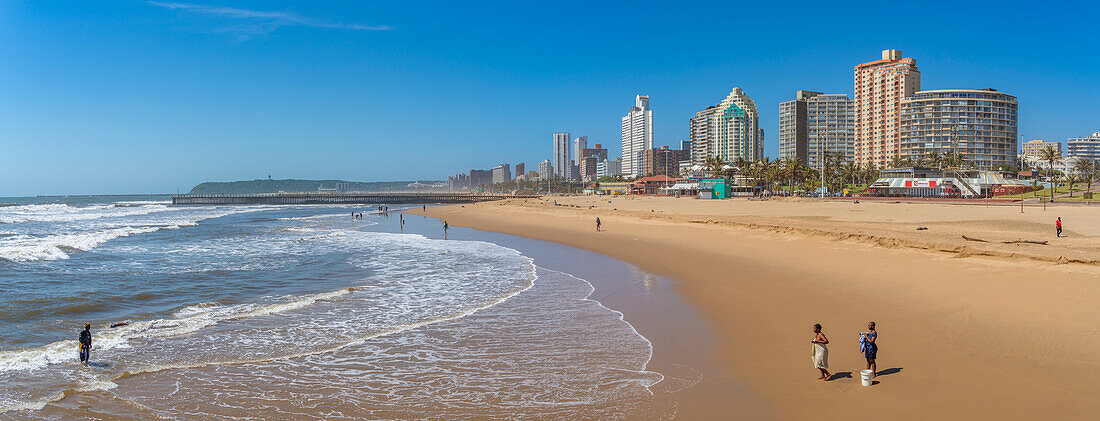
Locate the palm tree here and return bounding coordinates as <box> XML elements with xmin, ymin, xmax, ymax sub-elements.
<box><xmin>1072</xmin><ymin>158</ymin><xmax>1097</xmax><ymax>198</ymax></box>
<box><xmin>887</xmin><ymin>155</ymin><xmax>906</xmax><ymax>169</ymax></box>
<box><xmin>702</xmin><ymin>156</ymin><xmax>726</xmax><ymax>179</ymax></box>
<box><xmin>1065</xmin><ymin>174</ymin><xmax>1078</xmax><ymax>197</ymax></box>
<box><xmin>1038</xmin><ymin>144</ymin><xmax>1061</xmax><ymax>202</ymax></box>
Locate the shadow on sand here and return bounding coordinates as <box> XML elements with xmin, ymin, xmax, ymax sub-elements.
<box><xmin>877</xmin><ymin>367</ymin><xmax>903</xmax><ymax>376</ymax></box>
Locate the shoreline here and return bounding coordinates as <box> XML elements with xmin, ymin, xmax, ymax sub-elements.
<box><xmin>411</xmin><ymin>196</ymin><xmax>1100</xmax><ymax>419</ymax></box>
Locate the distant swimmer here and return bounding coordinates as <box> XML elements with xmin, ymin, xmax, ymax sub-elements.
<box><xmin>78</xmin><ymin>323</ymin><xmax>92</xmax><ymax>366</ymax></box>
<box><xmin>109</xmin><ymin>322</ymin><xmax>129</xmax><ymax>328</ymax></box>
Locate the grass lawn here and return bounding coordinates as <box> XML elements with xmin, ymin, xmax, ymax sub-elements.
<box><xmin>999</xmin><ymin>185</ymin><xmax>1096</xmax><ymax>200</ymax></box>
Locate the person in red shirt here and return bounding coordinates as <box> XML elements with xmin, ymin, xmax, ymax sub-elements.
<box><xmin>1056</xmin><ymin>217</ymin><xmax>1062</xmax><ymax>237</ymax></box>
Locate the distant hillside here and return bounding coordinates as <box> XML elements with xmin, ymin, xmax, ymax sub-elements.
<box><xmin>187</xmin><ymin>179</ymin><xmax>445</xmax><ymax>195</ymax></box>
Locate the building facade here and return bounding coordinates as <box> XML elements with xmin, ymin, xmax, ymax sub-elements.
<box><xmin>1021</xmin><ymin>139</ymin><xmax>1062</xmax><ymax>160</ymax></box>
<box><xmin>448</xmin><ymin>173</ymin><xmax>468</xmax><ymax>190</ymax></box>
<box><xmin>689</xmin><ymin>87</ymin><xmax>761</xmax><ymax>165</ymax></box>
<box><xmin>552</xmin><ymin>132</ymin><xmax>571</xmax><ymax>179</ymax></box>
<box><xmin>468</xmin><ymin>169</ymin><xmax>493</xmax><ymax>188</ymax></box>
<box><xmin>596</xmin><ymin>158</ymin><xmax>622</xmax><ymax>178</ymax></box>
<box><xmin>1068</xmin><ymin>132</ymin><xmax>1100</xmax><ymax>160</ymax></box>
<box><xmin>638</xmin><ymin>146</ymin><xmax>689</xmax><ymax>177</ymax></box>
<box><xmin>491</xmin><ymin>164</ymin><xmax>512</xmax><ymax>184</ymax></box>
<box><xmin>578</xmin><ymin>143</ymin><xmax>609</xmax><ymax>180</ymax></box>
<box><xmin>778</xmin><ymin>90</ymin><xmax>855</xmax><ymax>170</ymax></box>
<box><xmin>537</xmin><ymin>159</ymin><xmax>553</xmax><ymax>180</ymax></box>
<box><xmin>855</xmin><ymin>49</ymin><xmax>921</xmax><ymax>168</ymax></box>
<box><xmin>514</xmin><ymin>163</ymin><xmax>525</xmax><ymax>180</ymax></box>
<box><xmin>621</xmin><ymin>95</ymin><xmax>653</xmax><ymax>178</ymax></box>
<box><xmin>573</xmin><ymin>136</ymin><xmax>588</xmax><ymax>167</ymax></box>
<box><xmin>899</xmin><ymin>89</ymin><xmax>1018</xmax><ymax>169</ymax></box>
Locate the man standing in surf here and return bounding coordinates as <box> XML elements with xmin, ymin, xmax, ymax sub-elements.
<box><xmin>78</xmin><ymin>323</ymin><xmax>92</xmax><ymax>366</ymax></box>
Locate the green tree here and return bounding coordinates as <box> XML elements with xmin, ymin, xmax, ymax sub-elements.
<box><xmin>1038</xmin><ymin>144</ymin><xmax>1061</xmax><ymax>202</ymax></box>
<box><xmin>1072</xmin><ymin>158</ymin><xmax>1097</xmax><ymax>198</ymax></box>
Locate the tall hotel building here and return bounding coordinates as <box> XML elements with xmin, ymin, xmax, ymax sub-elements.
<box><xmin>552</xmin><ymin>132</ymin><xmax>571</xmax><ymax>178</ymax></box>
<box><xmin>621</xmin><ymin>95</ymin><xmax>653</xmax><ymax>178</ymax></box>
<box><xmin>778</xmin><ymin>90</ymin><xmax>855</xmax><ymax>170</ymax></box>
<box><xmin>900</xmin><ymin>89</ymin><xmax>1018</xmax><ymax>169</ymax></box>
<box><xmin>689</xmin><ymin>87</ymin><xmax>761</xmax><ymax>165</ymax></box>
<box><xmin>854</xmin><ymin>50</ymin><xmax>921</xmax><ymax>168</ymax></box>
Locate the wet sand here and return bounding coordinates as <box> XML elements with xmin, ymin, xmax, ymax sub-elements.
<box><xmin>413</xmin><ymin>196</ymin><xmax>1100</xmax><ymax>419</ymax></box>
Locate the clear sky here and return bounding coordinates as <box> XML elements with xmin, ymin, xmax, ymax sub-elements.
<box><xmin>1</xmin><ymin>0</ymin><xmax>1097</xmax><ymax>196</ymax></box>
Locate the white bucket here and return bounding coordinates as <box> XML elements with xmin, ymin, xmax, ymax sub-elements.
<box><xmin>860</xmin><ymin>369</ymin><xmax>873</xmax><ymax>386</ymax></box>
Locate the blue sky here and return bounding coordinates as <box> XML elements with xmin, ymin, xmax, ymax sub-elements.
<box><xmin>1</xmin><ymin>0</ymin><xmax>1097</xmax><ymax>195</ymax></box>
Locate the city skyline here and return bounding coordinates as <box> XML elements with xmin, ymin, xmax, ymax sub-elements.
<box><xmin>3</xmin><ymin>1</ymin><xmax>1099</xmax><ymax>195</ymax></box>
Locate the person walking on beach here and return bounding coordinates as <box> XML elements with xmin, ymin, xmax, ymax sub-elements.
<box><xmin>595</xmin><ymin>217</ymin><xmax>601</xmax><ymax>232</ymax></box>
<box><xmin>1056</xmin><ymin>217</ymin><xmax>1062</xmax><ymax>237</ymax></box>
<box><xmin>443</xmin><ymin>221</ymin><xmax>449</xmax><ymax>238</ymax></box>
<box><xmin>78</xmin><ymin>323</ymin><xmax>92</xmax><ymax>366</ymax></box>
<box><xmin>811</xmin><ymin>323</ymin><xmax>830</xmax><ymax>380</ymax></box>
<box><xmin>861</xmin><ymin>321</ymin><xmax>878</xmax><ymax>378</ymax></box>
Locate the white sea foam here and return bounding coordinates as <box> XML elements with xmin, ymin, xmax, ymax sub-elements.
<box><xmin>0</xmin><ymin>288</ymin><xmax>356</xmax><ymax>373</ymax></box>
<box><xmin>0</xmin><ymin>203</ymin><xmax>172</xmax><ymax>224</ymax></box>
<box><xmin>0</xmin><ymin>204</ymin><xmax>275</xmax><ymax>262</ymax></box>
<box><xmin>0</xmin><ymin>225</ymin><xmax>542</xmax><ymax>415</ymax></box>
<box><xmin>0</xmin><ymin>226</ymin><xmax>164</xmax><ymax>262</ymax></box>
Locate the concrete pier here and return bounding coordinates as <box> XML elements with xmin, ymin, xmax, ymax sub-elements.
<box><xmin>171</xmin><ymin>192</ymin><xmax>536</xmax><ymax>205</ymax></box>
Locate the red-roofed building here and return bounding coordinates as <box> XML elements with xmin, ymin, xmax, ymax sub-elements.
<box><xmin>631</xmin><ymin>175</ymin><xmax>681</xmax><ymax>195</ymax></box>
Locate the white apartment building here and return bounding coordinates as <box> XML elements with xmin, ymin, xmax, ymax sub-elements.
<box><xmin>552</xmin><ymin>132</ymin><xmax>571</xmax><ymax>179</ymax></box>
<box><xmin>573</xmin><ymin>136</ymin><xmax>588</xmax><ymax>166</ymax></box>
<box><xmin>1068</xmin><ymin>132</ymin><xmax>1100</xmax><ymax>160</ymax></box>
<box><xmin>689</xmin><ymin>87</ymin><xmax>761</xmax><ymax>165</ymax></box>
<box><xmin>537</xmin><ymin>159</ymin><xmax>553</xmax><ymax>180</ymax></box>
<box><xmin>621</xmin><ymin>95</ymin><xmax>653</xmax><ymax>178</ymax></box>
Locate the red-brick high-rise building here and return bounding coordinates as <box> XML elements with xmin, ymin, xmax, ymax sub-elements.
<box><xmin>854</xmin><ymin>49</ymin><xmax>920</xmax><ymax>169</ymax></box>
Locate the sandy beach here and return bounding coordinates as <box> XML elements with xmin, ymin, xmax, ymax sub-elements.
<box><xmin>412</xmin><ymin>196</ymin><xmax>1100</xmax><ymax>419</ymax></box>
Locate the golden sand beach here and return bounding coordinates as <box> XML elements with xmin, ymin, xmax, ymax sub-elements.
<box><xmin>412</xmin><ymin>196</ymin><xmax>1100</xmax><ymax>419</ymax></box>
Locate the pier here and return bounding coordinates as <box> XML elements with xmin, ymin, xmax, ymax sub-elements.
<box><xmin>171</xmin><ymin>192</ymin><xmax>536</xmax><ymax>205</ymax></box>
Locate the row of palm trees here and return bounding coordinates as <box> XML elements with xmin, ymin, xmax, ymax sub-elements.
<box><xmin>696</xmin><ymin>153</ymin><xmax>881</xmax><ymax>195</ymax></box>
<box><xmin>1035</xmin><ymin>144</ymin><xmax>1100</xmax><ymax>200</ymax></box>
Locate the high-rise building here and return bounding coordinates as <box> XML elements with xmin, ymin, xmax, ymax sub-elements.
<box><xmin>689</xmin><ymin>87</ymin><xmax>761</xmax><ymax>165</ymax></box>
<box><xmin>537</xmin><ymin>159</ymin><xmax>553</xmax><ymax>180</ymax></box>
<box><xmin>448</xmin><ymin>173</ymin><xmax>468</xmax><ymax>189</ymax></box>
<box><xmin>552</xmin><ymin>132</ymin><xmax>571</xmax><ymax>179</ymax></box>
<box><xmin>621</xmin><ymin>95</ymin><xmax>653</xmax><ymax>178</ymax></box>
<box><xmin>778</xmin><ymin>90</ymin><xmax>855</xmax><ymax>170</ymax></box>
<box><xmin>514</xmin><ymin>163</ymin><xmax>525</xmax><ymax>179</ymax></box>
<box><xmin>468</xmin><ymin>169</ymin><xmax>493</xmax><ymax>188</ymax></box>
<box><xmin>900</xmin><ymin>89</ymin><xmax>1018</xmax><ymax>169</ymax></box>
<box><xmin>573</xmin><ymin>136</ymin><xmax>588</xmax><ymax>166</ymax></box>
<box><xmin>638</xmin><ymin>146</ymin><xmax>690</xmax><ymax>177</ymax></box>
<box><xmin>491</xmin><ymin>164</ymin><xmax>512</xmax><ymax>184</ymax></box>
<box><xmin>1067</xmin><ymin>132</ymin><xmax>1100</xmax><ymax>160</ymax></box>
<box><xmin>596</xmin><ymin>158</ymin><xmax>621</xmax><ymax>178</ymax></box>
<box><xmin>1021</xmin><ymin>140</ymin><xmax>1061</xmax><ymax>160</ymax></box>
<box><xmin>578</xmin><ymin>144</ymin><xmax>609</xmax><ymax>181</ymax></box>
<box><xmin>855</xmin><ymin>49</ymin><xmax>921</xmax><ymax>168</ymax></box>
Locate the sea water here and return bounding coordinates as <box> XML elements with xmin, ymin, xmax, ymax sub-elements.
<box><xmin>0</xmin><ymin>197</ymin><xmax>665</xmax><ymax>419</ymax></box>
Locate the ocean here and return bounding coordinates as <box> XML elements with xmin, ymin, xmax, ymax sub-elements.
<box><xmin>0</xmin><ymin>197</ymin><xmax>672</xmax><ymax>419</ymax></box>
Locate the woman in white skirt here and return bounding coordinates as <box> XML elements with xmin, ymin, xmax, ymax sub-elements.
<box><xmin>811</xmin><ymin>323</ymin><xmax>830</xmax><ymax>381</ymax></box>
